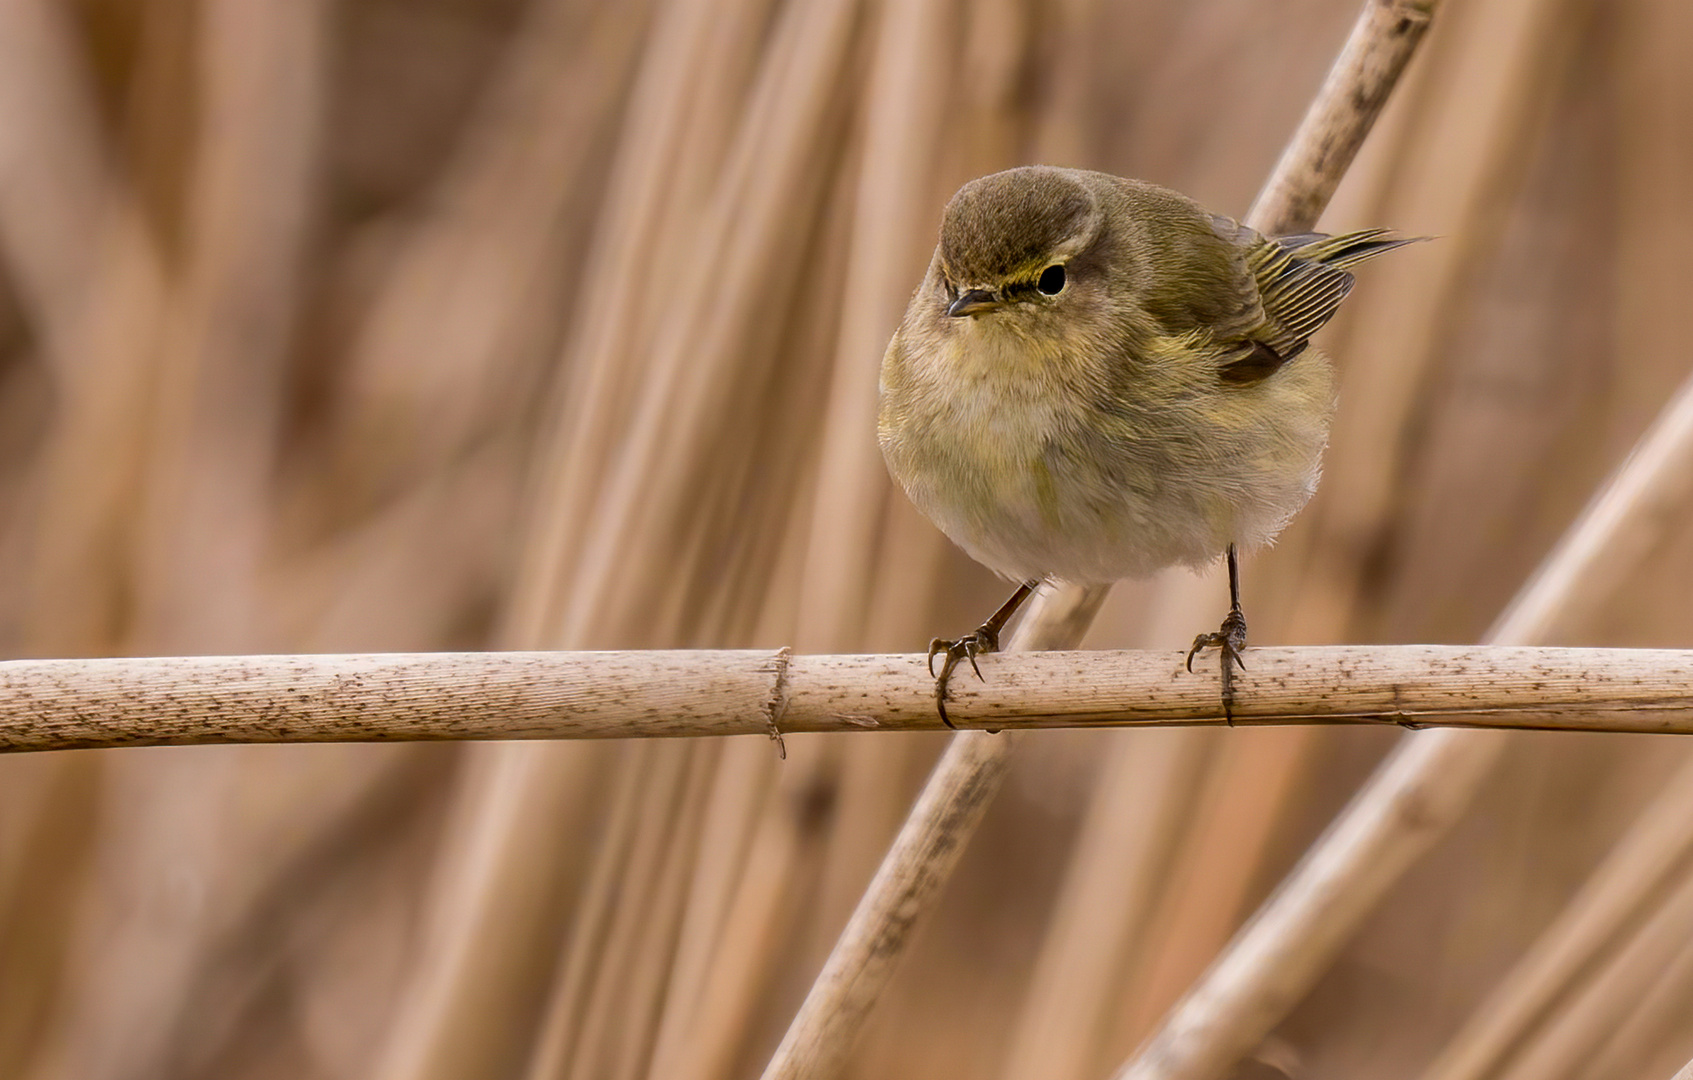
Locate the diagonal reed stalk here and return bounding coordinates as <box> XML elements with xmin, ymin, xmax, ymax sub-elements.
<box><xmin>1112</xmin><ymin>260</ymin><xmax>1693</xmax><ymax>1080</ymax></box>
<box><xmin>757</xmin><ymin>3</ymin><xmax>1442</xmax><ymax>1077</ymax></box>
<box><xmin>1078</xmin><ymin>1</ymin><xmax>1583</xmax><ymax>1045</ymax></box>
<box><xmin>1405</xmin><ymin>5</ymin><xmax>1693</xmax><ymax>1074</ymax></box>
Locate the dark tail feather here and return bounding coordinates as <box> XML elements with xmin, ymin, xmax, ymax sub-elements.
<box><xmin>1279</xmin><ymin>229</ymin><xmax>1430</xmax><ymax>269</ymax></box>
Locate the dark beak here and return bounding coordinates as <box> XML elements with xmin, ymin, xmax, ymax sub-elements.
<box><xmin>947</xmin><ymin>289</ymin><xmax>1002</xmax><ymax>318</ymax></box>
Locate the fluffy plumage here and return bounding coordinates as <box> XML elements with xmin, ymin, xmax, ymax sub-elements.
<box><xmin>878</xmin><ymin>165</ymin><xmax>1415</xmax><ymax>586</ymax></box>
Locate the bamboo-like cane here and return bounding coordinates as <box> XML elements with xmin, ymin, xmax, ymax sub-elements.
<box><xmin>0</xmin><ymin>646</ymin><xmax>1690</xmax><ymax>753</ymax></box>
<box><xmin>756</xmin><ymin>2</ymin><xmax>1442</xmax><ymax>1077</ymax></box>
<box><xmin>1415</xmin><ymin>750</ymin><xmax>1693</xmax><ymax>1080</ymax></box>
<box><xmin>1489</xmin><ymin>861</ymin><xmax>1693</xmax><ymax>1080</ymax></box>
<box><xmin>1102</xmin><ymin>0</ymin><xmax>1573</xmax><ymax>1047</ymax></box>
<box><xmin>1114</xmin><ymin>368</ymin><xmax>1693</xmax><ymax>1080</ymax></box>
<box><xmin>1412</xmin><ymin>7</ymin><xmax>1693</xmax><ymax>1073</ymax></box>
<box><xmin>1413</xmin><ymin>412</ymin><xmax>1693</xmax><ymax>1080</ymax></box>
<box><xmin>1579</xmin><ymin>923</ymin><xmax>1693</xmax><ymax>1080</ymax></box>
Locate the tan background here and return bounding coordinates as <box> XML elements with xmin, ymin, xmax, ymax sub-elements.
<box><xmin>1</xmin><ymin>1</ymin><xmax>1690</xmax><ymax>1078</ymax></box>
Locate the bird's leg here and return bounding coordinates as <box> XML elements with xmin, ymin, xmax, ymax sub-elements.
<box><xmin>929</xmin><ymin>580</ymin><xmax>1038</xmax><ymax>729</ymax></box>
<box><xmin>1185</xmin><ymin>544</ymin><xmax>1248</xmax><ymax>723</ymax></box>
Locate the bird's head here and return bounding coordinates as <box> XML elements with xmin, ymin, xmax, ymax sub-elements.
<box><xmin>929</xmin><ymin>166</ymin><xmax>1106</xmax><ymax>329</ymax></box>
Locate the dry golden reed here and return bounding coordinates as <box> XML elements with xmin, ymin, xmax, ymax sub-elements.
<box><xmin>1</xmin><ymin>1</ymin><xmax>1692</xmax><ymax>1079</ymax></box>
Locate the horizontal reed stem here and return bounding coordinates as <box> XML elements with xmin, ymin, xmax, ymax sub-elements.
<box><xmin>3</xmin><ymin>645</ymin><xmax>1689</xmax><ymax>752</ymax></box>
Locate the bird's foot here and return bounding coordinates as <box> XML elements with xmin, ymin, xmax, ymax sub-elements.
<box><xmin>1185</xmin><ymin>607</ymin><xmax>1247</xmax><ymax>673</ymax></box>
<box><xmin>1185</xmin><ymin>607</ymin><xmax>1248</xmax><ymax>723</ymax></box>
<box><xmin>928</xmin><ymin>625</ymin><xmax>1002</xmax><ymax>729</ymax></box>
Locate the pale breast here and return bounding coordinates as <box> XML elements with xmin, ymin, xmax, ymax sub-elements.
<box><xmin>879</xmin><ymin>313</ymin><xmax>1334</xmax><ymax>584</ymax></box>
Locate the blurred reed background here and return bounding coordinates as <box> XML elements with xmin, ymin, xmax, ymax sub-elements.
<box><xmin>1</xmin><ymin>0</ymin><xmax>1691</xmax><ymax>1078</ymax></box>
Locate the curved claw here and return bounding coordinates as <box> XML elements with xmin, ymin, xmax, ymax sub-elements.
<box><xmin>927</xmin><ymin>627</ymin><xmax>1001</xmax><ymax>730</ymax></box>
<box><xmin>1185</xmin><ymin>608</ymin><xmax>1250</xmax><ymax>724</ymax></box>
<box><xmin>927</xmin><ymin>638</ymin><xmax>949</xmax><ymax>679</ymax></box>
<box><xmin>932</xmin><ymin>644</ymin><xmax>967</xmax><ymax>730</ymax></box>
<box><xmin>1187</xmin><ymin>610</ymin><xmax>1248</xmax><ymax>672</ymax></box>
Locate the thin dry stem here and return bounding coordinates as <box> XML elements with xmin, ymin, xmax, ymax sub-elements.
<box><xmin>1417</xmin><ymin>753</ymin><xmax>1693</xmax><ymax>1080</ymax></box>
<box><xmin>1495</xmin><ymin>370</ymin><xmax>1693</xmax><ymax>644</ymax></box>
<box><xmin>1580</xmin><ymin>925</ymin><xmax>1693</xmax><ymax>1080</ymax></box>
<box><xmin>514</xmin><ymin>745</ymin><xmax>656</xmax><ymax>1080</ymax></box>
<box><xmin>1160</xmin><ymin>3</ymin><xmax>1552</xmax><ymax>1007</ymax></box>
<box><xmin>759</xmin><ymin>728</ymin><xmax>1016</xmax><ymax>1080</ymax></box>
<box><xmin>6</xmin><ymin>646</ymin><xmax>1686</xmax><ymax>758</ymax></box>
<box><xmin>758</xmin><ymin>0</ymin><xmax>1445</xmax><ymax>1074</ymax></box>
<box><xmin>371</xmin><ymin>7</ymin><xmax>836</xmax><ymax>1078</ymax></box>
<box><xmin>999</xmin><ymin>732</ymin><xmax>1213</xmax><ymax>1080</ymax></box>
<box><xmin>1112</xmin><ymin>728</ymin><xmax>1317</xmax><ymax>1047</ymax></box>
<box><xmin>504</xmin><ymin>0</ymin><xmax>732</xmax><ymax>643</ymax></box>
<box><xmin>794</xmin><ymin>0</ymin><xmax>954</xmax><ymax>651</ymax></box>
<box><xmin>369</xmin><ymin>743</ymin><xmax>612</xmax><ymax>1080</ymax></box>
<box><xmin>550</xmin><ymin>0</ymin><xmax>862</xmax><ymax>646</ymax></box>
<box><xmin>562</xmin><ymin>742</ymin><xmax>715</xmax><ymax>1080</ymax></box>
<box><xmin>9</xmin><ymin>645</ymin><xmax>1687</xmax><ymax>752</ymax></box>
<box><xmin>1493</xmin><ymin>860</ymin><xmax>1693</xmax><ymax>1080</ymax></box>
<box><xmin>1246</xmin><ymin>0</ymin><xmax>1437</xmax><ymax>235</ymax></box>
<box><xmin>1114</xmin><ymin>206</ymin><xmax>1693</xmax><ymax>1080</ymax></box>
<box><xmin>640</xmin><ymin>744</ymin><xmax>812</xmax><ymax>1080</ymax></box>
<box><xmin>1274</xmin><ymin>0</ymin><xmax>1573</xmax><ymax>643</ymax></box>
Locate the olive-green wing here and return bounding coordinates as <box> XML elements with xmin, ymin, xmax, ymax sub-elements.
<box><xmin>1211</xmin><ymin>217</ymin><xmax>1422</xmax><ymax>385</ymax></box>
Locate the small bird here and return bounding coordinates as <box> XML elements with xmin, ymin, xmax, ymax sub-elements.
<box><xmin>877</xmin><ymin>165</ymin><xmax>1420</xmax><ymax>727</ymax></box>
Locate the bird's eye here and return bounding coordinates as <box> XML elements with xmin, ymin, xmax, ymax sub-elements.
<box><xmin>1036</xmin><ymin>264</ymin><xmax>1067</xmax><ymax>295</ymax></box>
